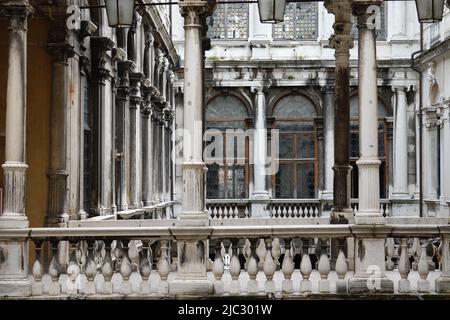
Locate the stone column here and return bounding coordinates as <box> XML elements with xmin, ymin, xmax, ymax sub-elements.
<box><xmin>169</xmin><ymin>0</ymin><xmax>214</xmax><ymax>295</ymax></box>
<box><xmin>90</xmin><ymin>37</ymin><xmax>115</xmax><ymax>215</ymax></box>
<box><xmin>115</xmin><ymin>60</ymin><xmax>134</xmax><ymax>211</ymax></box>
<box><xmin>325</xmin><ymin>0</ymin><xmax>353</xmax><ymax>222</ymax></box>
<box><xmin>250</xmin><ymin>86</ymin><xmax>270</xmax><ymax>217</ymax></box>
<box><xmin>349</xmin><ymin>0</ymin><xmax>393</xmax><ymax>294</ymax></box>
<box><xmin>353</xmin><ymin>0</ymin><xmax>384</xmax><ymax>225</ymax></box>
<box><xmin>392</xmin><ymin>86</ymin><xmax>409</xmax><ymax>199</ymax></box>
<box><xmin>141</xmin><ymin>83</ymin><xmax>154</xmax><ymax>207</ymax></box>
<box><xmin>45</xmin><ymin>37</ymin><xmax>74</xmax><ymax>226</ymax></box>
<box><xmin>0</xmin><ymin>0</ymin><xmax>33</xmax><ymax>296</ymax></box>
<box><xmin>129</xmin><ymin>72</ymin><xmax>144</xmax><ymax>209</ymax></box>
<box><xmin>151</xmin><ymin>97</ymin><xmax>162</xmax><ymax>204</ymax></box>
<box><xmin>321</xmin><ymin>86</ymin><xmax>335</xmax><ymax>200</ymax></box>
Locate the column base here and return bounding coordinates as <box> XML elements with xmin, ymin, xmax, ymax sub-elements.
<box><xmin>250</xmin><ymin>193</ymin><xmax>271</xmax><ymax>218</ymax></box>
<box><xmin>0</xmin><ymin>278</ymin><xmax>31</xmax><ymax>297</ymax></box>
<box><xmin>354</xmin><ymin>212</ymin><xmax>385</xmax><ymax>225</ymax></box>
<box><xmin>348</xmin><ymin>275</ymin><xmax>394</xmax><ymax>294</ymax></box>
<box><xmin>435</xmin><ymin>274</ymin><xmax>450</xmax><ymax>293</ymax></box>
<box><xmin>169</xmin><ymin>278</ymin><xmax>213</xmax><ymax>295</ymax></box>
<box><xmin>0</xmin><ymin>215</ymin><xmax>29</xmax><ymax>229</ymax></box>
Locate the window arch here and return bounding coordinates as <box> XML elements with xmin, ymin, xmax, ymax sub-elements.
<box><xmin>273</xmin><ymin>2</ymin><xmax>318</xmax><ymax>40</ymax></box>
<box><xmin>349</xmin><ymin>95</ymin><xmax>391</xmax><ymax>199</ymax></box>
<box><xmin>205</xmin><ymin>94</ymin><xmax>250</xmax><ymax>199</ymax></box>
<box><xmin>206</xmin><ymin>3</ymin><xmax>249</xmax><ymax>40</ymax></box>
<box><xmin>272</xmin><ymin>94</ymin><xmax>319</xmax><ymax>199</ymax></box>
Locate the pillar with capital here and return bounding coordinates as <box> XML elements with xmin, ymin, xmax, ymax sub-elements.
<box><xmin>169</xmin><ymin>0</ymin><xmax>215</xmax><ymax>295</ymax></box>
<box><xmin>0</xmin><ymin>0</ymin><xmax>34</xmax><ymax>296</ymax></box>
<box><xmin>324</xmin><ymin>0</ymin><xmax>353</xmax><ymax>222</ymax></box>
<box><xmin>321</xmin><ymin>85</ymin><xmax>335</xmax><ymax>201</ymax></box>
<box><xmin>250</xmin><ymin>85</ymin><xmax>271</xmax><ymax>217</ymax></box>
<box><xmin>349</xmin><ymin>0</ymin><xmax>393</xmax><ymax>293</ymax></box>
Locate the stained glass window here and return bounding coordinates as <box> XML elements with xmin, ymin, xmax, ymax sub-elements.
<box><xmin>273</xmin><ymin>2</ymin><xmax>318</xmax><ymax>40</ymax></box>
<box><xmin>352</xmin><ymin>3</ymin><xmax>387</xmax><ymax>40</ymax></box>
<box><xmin>207</xmin><ymin>3</ymin><xmax>249</xmax><ymax>40</ymax></box>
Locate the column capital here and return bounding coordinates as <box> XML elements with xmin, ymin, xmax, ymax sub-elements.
<box><xmin>47</xmin><ymin>42</ymin><xmax>75</xmax><ymax>63</ymax></box>
<box><xmin>1</xmin><ymin>0</ymin><xmax>34</xmax><ymax>31</ymax></box>
<box><xmin>352</xmin><ymin>0</ymin><xmax>383</xmax><ymax>27</ymax></box>
<box><xmin>329</xmin><ymin>34</ymin><xmax>354</xmax><ymax>52</ymax></box>
<box><xmin>91</xmin><ymin>37</ymin><xmax>115</xmax><ymax>81</ymax></box>
<box><xmin>321</xmin><ymin>85</ymin><xmax>335</xmax><ymax>94</ymax></box>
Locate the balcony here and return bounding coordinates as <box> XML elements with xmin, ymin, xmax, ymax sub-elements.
<box><xmin>1</xmin><ymin>218</ymin><xmax>450</xmax><ymax>299</ymax></box>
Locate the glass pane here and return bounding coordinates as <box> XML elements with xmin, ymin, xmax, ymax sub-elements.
<box><xmin>350</xmin><ymin>131</ymin><xmax>359</xmax><ymax>158</ymax></box>
<box><xmin>296</xmin><ymin>133</ymin><xmax>315</xmax><ymax>159</ymax></box>
<box><xmin>274</xmin><ymin>2</ymin><xmax>317</xmax><ymax>40</ymax></box>
<box><xmin>279</xmin><ymin>134</ymin><xmax>294</xmax><ymax>159</ymax></box>
<box><xmin>206</xmin><ymin>164</ymin><xmax>226</xmax><ymax>199</ymax></box>
<box><xmin>227</xmin><ymin>165</ymin><xmax>246</xmax><ymax>199</ymax></box>
<box><xmin>273</xmin><ymin>95</ymin><xmax>317</xmax><ymax>118</ymax></box>
<box><xmin>275</xmin><ymin>164</ymin><xmax>294</xmax><ymax>198</ymax></box>
<box><xmin>277</xmin><ymin>121</ymin><xmax>314</xmax><ymax>132</ymax></box>
<box><xmin>297</xmin><ymin>163</ymin><xmax>315</xmax><ymax>198</ymax></box>
<box><xmin>207</xmin><ymin>4</ymin><xmax>248</xmax><ymax>40</ymax></box>
<box><xmin>206</xmin><ymin>95</ymin><xmax>248</xmax><ymax>120</ymax></box>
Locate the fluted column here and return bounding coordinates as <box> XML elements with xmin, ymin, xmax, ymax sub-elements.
<box><xmin>0</xmin><ymin>0</ymin><xmax>33</xmax><ymax>296</ymax></box>
<box><xmin>321</xmin><ymin>86</ymin><xmax>335</xmax><ymax>200</ymax></box>
<box><xmin>392</xmin><ymin>86</ymin><xmax>409</xmax><ymax>199</ymax></box>
<box><xmin>354</xmin><ymin>0</ymin><xmax>384</xmax><ymax>225</ymax></box>
<box><xmin>141</xmin><ymin>83</ymin><xmax>155</xmax><ymax>207</ymax></box>
<box><xmin>250</xmin><ymin>86</ymin><xmax>270</xmax><ymax>217</ymax></box>
<box><xmin>325</xmin><ymin>0</ymin><xmax>353</xmax><ymax>222</ymax></box>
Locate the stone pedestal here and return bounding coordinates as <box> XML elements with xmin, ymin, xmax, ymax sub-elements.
<box><xmin>436</xmin><ymin>229</ymin><xmax>450</xmax><ymax>293</ymax></box>
<box><xmin>348</xmin><ymin>227</ymin><xmax>394</xmax><ymax>293</ymax></box>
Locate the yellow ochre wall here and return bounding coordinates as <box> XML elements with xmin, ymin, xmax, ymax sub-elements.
<box><xmin>0</xmin><ymin>19</ymin><xmax>51</xmax><ymax>228</ymax></box>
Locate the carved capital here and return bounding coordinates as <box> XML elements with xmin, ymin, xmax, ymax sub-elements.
<box><xmin>179</xmin><ymin>1</ymin><xmax>210</xmax><ymax>27</ymax></box>
<box><xmin>329</xmin><ymin>34</ymin><xmax>354</xmax><ymax>51</ymax></box>
<box><xmin>1</xmin><ymin>1</ymin><xmax>34</xmax><ymax>32</ymax></box>
<box><xmin>47</xmin><ymin>42</ymin><xmax>75</xmax><ymax>63</ymax></box>
<box><xmin>352</xmin><ymin>0</ymin><xmax>383</xmax><ymax>28</ymax></box>
<box><xmin>91</xmin><ymin>37</ymin><xmax>115</xmax><ymax>81</ymax></box>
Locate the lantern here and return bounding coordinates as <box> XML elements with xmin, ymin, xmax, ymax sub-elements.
<box><xmin>257</xmin><ymin>0</ymin><xmax>286</xmax><ymax>24</ymax></box>
<box><xmin>415</xmin><ymin>0</ymin><xmax>445</xmax><ymax>23</ymax></box>
<box><xmin>104</xmin><ymin>0</ymin><xmax>135</xmax><ymax>28</ymax></box>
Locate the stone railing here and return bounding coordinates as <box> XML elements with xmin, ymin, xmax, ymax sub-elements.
<box><xmin>350</xmin><ymin>199</ymin><xmax>392</xmax><ymax>217</ymax></box>
<box><xmin>206</xmin><ymin>199</ymin><xmax>250</xmax><ymax>219</ymax></box>
<box><xmin>1</xmin><ymin>221</ymin><xmax>450</xmax><ymax>298</ymax></box>
<box><xmin>268</xmin><ymin>200</ymin><xmax>321</xmax><ymax>218</ymax></box>
<box><xmin>84</xmin><ymin>201</ymin><xmax>175</xmax><ymax>221</ymax></box>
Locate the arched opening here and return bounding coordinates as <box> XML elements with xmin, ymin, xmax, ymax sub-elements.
<box><xmin>205</xmin><ymin>94</ymin><xmax>249</xmax><ymax>199</ymax></box>
<box><xmin>272</xmin><ymin>94</ymin><xmax>319</xmax><ymax>199</ymax></box>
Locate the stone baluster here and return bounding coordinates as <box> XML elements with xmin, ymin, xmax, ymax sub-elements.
<box><xmin>158</xmin><ymin>240</ymin><xmax>170</xmax><ymax>294</ymax></box>
<box><xmin>398</xmin><ymin>238</ymin><xmax>411</xmax><ymax>293</ymax></box>
<box><xmin>101</xmin><ymin>239</ymin><xmax>114</xmax><ymax>294</ymax></box>
<box><xmin>139</xmin><ymin>240</ymin><xmax>152</xmax><ymax>294</ymax></box>
<box><xmin>66</xmin><ymin>240</ymin><xmax>81</xmax><ymax>295</ymax></box>
<box><xmin>385</xmin><ymin>238</ymin><xmax>395</xmax><ymax>271</ymax></box>
<box><xmin>218</xmin><ymin>207</ymin><xmax>223</xmax><ymax>219</ymax></box>
<box><xmin>213</xmin><ymin>240</ymin><xmax>224</xmax><ymax>294</ymax></box>
<box><xmin>318</xmin><ymin>238</ymin><xmax>331</xmax><ymax>293</ymax></box>
<box><xmin>230</xmin><ymin>239</ymin><xmax>241</xmax><ymax>294</ymax></box>
<box><xmin>31</xmin><ymin>240</ymin><xmax>44</xmax><ymax>296</ymax></box>
<box><xmin>282</xmin><ymin>206</ymin><xmax>287</xmax><ymax>218</ymax></box>
<box><xmin>263</xmin><ymin>238</ymin><xmax>276</xmax><ymax>293</ymax></box>
<box><xmin>234</xmin><ymin>206</ymin><xmax>239</xmax><ymax>218</ymax></box>
<box><xmin>247</xmin><ymin>238</ymin><xmax>259</xmax><ymax>294</ymax></box>
<box><xmin>300</xmin><ymin>238</ymin><xmax>313</xmax><ymax>293</ymax></box>
<box><xmin>48</xmin><ymin>240</ymin><xmax>61</xmax><ymax>295</ymax></box>
<box><xmin>244</xmin><ymin>206</ymin><xmax>249</xmax><ymax>218</ymax></box>
<box><xmin>282</xmin><ymin>238</ymin><xmax>295</xmax><ymax>293</ymax></box>
<box><xmin>113</xmin><ymin>240</ymin><xmax>123</xmax><ymax>272</ymax></box>
<box><xmin>85</xmin><ymin>240</ymin><xmax>97</xmax><ymax>295</ymax></box>
<box><xmin>417</xmin><ymin>243</ymin><xmax>430</xmax><ymax>292</ymax></box>
<box><xmin>335</xmin><ymin>238</ymin><xmax>348</xmax><ymax>293</ymax></box>
<box><xmin>272</xmin><ymin>238</ymin><xmax>281</xmax><ymax>270</ymax></box>
<box><xmin>411</xmin><ymin>238</ymin><xmax>421</xmax><ymax>271</ymax></box>
<box><xmin>256</xmin><ymin>238</ymin><xmax>267</xmax><ymax>271</ymax></box>
<box><xmin>120</xmin><ymin>240</ymin><xmax>133</xmax><ymax>295</ymax></box>
<box><xmin>128</xmin><ymin>240</ymin><xmax>139</xmax><ymax>272</ymax></box>
<box><xmin>300</xmin><ymin>206</ymin><xmax>305</xmax><ymax>218</ymax></box>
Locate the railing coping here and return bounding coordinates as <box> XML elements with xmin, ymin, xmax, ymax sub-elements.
<box><xmin>1</xmin><ymin>222</ymin><xmax>449</xmax><ymax>241</ymax></box>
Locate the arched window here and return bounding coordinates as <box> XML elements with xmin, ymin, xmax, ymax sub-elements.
<box><xmin>273</xmin><ymin>2</ymin><xmax>318</xmax><ymax>40</ymax></box>
<box><xmin>206</xmin><ymin>3</ymin><xmax>249</xmax><ymax>40</ymax></box>
<box><xmin>272</xmin><ymin>95</ymin><xmax>318</xmax><ymax>199</ymax></box>
<box><xmin>349</xmin><ymin>95</ymin><xmax>390</xmax><ymax>199</ymax></box>
<box><xmin>205</xmin><ymin>95</ymin><xmax>249</xmax><ymax>199</ymax></box>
